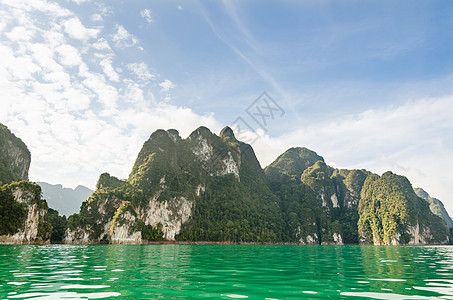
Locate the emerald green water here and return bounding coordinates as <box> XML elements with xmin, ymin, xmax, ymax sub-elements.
<box><xmin>0</xmin><ymin>245</ymin><xmax>452</xmax><ymax>299</ymax></box>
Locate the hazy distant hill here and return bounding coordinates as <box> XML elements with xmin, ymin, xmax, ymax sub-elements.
<box><xmin>37</xmin><ymin>182</ymin><xmax>93</xmax><ymax>216</ymax></box>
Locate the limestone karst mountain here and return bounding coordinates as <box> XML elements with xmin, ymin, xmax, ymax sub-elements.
<box><xmin>65</xmin><ymin>126</ymin><xmax>284</xmax><ymax>243</ymax></box>
<box><xmin>65</xmin><ymin>126</ymin><xmax>450</xmax><ymax>245</ymax></box>
<box><xmin>0</xmin><ymin>122</ymin><xmax>448</xmax><ymax>245</ymax></box>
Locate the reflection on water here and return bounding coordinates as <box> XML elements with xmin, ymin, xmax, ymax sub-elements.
<box><xmin>0</xmin><ymin>245</ymin><xmax>452</xmax><ymax>299</ymax></box>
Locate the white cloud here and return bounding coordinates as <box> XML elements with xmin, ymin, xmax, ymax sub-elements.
<box><xmin>99</xmin><ymin>58</ymin><xmax>120</xmax><ymax>82</ymax></box>
<box><xmin>63</xmin><ymin>17</ymin><xmax>99</xmax><ymax>40</ymax></box>
<box><xmin>178</xmin><ymin>5</ymin><xmax>183</xmax><ymax>11</ymax></box>
<box><xmin>111</xmin><ymin>24</ymin><xmax>139</xmax><ymax>48</ymax></box>
<box><xmin>1</xmin><ymin>0</ymin><xmax>72</xmax><ymax>18</ymax></box>
<box><xmin>140</xmin><ymin>9</ymin><xmax>153</xmax><ymax>23</ymax></box>
<box><xmin>159</xmin><ymin>79</ymin><xmax>175</xmax><ymax>92</ymax></box>
<box><xmin>29</xmin><ymin>43</ymin><xmax>62</xmax><ymax>72</ymax></box>
<box><xmin>56</xmin><ymin>44</ymin><xmax>82</xmax><ymax>67</ymax></box>
<box><xmin>5</xmin><ymin>26</ymin><xmax>35</xmax><ymax>41</ymax></box>
<box><xmin>81</xmin><ymin>72</ymin><xmax>118</xmax><ymax>110</ymax></box>
<box><xmin>126</xmin><ymin>62</ymin><xmax>155</xmax><ymax>81</ymax></box>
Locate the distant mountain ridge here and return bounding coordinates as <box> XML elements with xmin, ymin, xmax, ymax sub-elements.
<box><xmin>37</xmin><ymin>182</ymin><xmax>93</xmax><ymax>217</ymax></box>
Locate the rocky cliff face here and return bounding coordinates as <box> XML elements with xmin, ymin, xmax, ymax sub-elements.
<box><xmin>65</xmin><ymin>126</ymin><xmax>283</xmax><ymax>244</ymax></box>
<box><xmin>0</xmin><ymin>181</ymin><xmax>51</xmax><ymax>244</ymax></box>
<box><xmin>414</xmin><ymin>188</ymin><xmax>453</xmax><ymax>229</ymax></box>
<box><xmin>0</xmin><ymin>123</ymin><xmax>31</xmax><ymax>184</ymax></box>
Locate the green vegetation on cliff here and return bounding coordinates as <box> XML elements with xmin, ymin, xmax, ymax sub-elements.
<box><xmin>0</xmin><ymin>181</ymin><xmax>51</xmax><ymax>241</ymax></box>
<box><xmin>358</xmin><ymin>172</ymin><xmax>449</xmax><ymax>244</ymax></box>
<box><xmin>0</xmin><ymin>183</ymin><xmax>27</xmax><ymax>235</ymax></box>
<box><xmin>265</xmin><ymin>147</ymin><xmax>324</xmax><ymax>190</ymax></box>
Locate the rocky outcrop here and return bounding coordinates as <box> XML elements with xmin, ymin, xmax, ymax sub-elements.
<box><xmin>0</xmin><ymin>182</ymin><xmax>51</xmax><ymax>244</ymax></box>
<box><xmin>0</xmin><ymin>123</ymin><xmax>31</xmax><ymax>184</ymax></box>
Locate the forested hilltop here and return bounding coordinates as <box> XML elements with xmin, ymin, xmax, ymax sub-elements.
<box><xmin>65</xmin><ymin>126</ymin><xmax>451</xmax><ymax>245</ymax></box>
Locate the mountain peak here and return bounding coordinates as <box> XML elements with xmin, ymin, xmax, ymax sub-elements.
<box><xmin>264</xmin><ymin>146</ymin><xmax>324</xmax><ymax>182</ymax></box>
<box><xmin>219</xmin><ymin>126</ymin><xmax>236</xmax><ymax>140</ymax></box>
<box><xmin>189</xmin><ymin>126</ymin><xmax>213</xmax><ymax>140</ymax></box>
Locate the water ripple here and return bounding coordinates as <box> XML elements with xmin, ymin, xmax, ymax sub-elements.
<box><xmin>0</xmin><ymin>245</ymin><xmax>452</xmax><ymax>299</ymax></box>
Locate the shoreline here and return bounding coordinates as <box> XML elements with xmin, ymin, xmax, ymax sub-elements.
<box><xmin>1</xmin><ymin>240</ymin><xmax>451</xmax><ymax>246</ymax></box>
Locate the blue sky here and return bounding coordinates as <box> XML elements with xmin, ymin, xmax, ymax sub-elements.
<box><xmin>1</xmin><ymin>0</ymin><xmax>452</xmax><ymax>213</ymax></box>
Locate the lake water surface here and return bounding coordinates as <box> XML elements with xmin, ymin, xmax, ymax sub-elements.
<box><xmin>1</xmin><ymin>245</ymin><xmax>452</xmax><ymax>299</ymax></box>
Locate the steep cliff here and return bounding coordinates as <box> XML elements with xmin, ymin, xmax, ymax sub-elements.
<box><xmin>0</xmin><ymin>181</ymin><xmax>51</xmax><ymax>244</ymax></box>
<box><xmin>66</xmin><ymin>126</ymin><xmax>283</xmax><ymax>244</ymax></box>
<box><xmin>358</xmin><ymin>172</ymin><xmax>449</xmax><ymax>245</ymax></box>
<box><xmin>0</xmin><ymin>123</ymin><xmax>31</xmax><ymax>185</ymax></box>
<box><xmin>414</xmin><ymin>188</ymin><xmax>453</xmax><ymax>228</ymax></box>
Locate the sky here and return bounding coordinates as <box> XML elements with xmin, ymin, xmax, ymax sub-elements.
<box><xmin>0</xmin><ymin>0</ymin><xmax>452</xmax><ymax>214</ymax></box>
